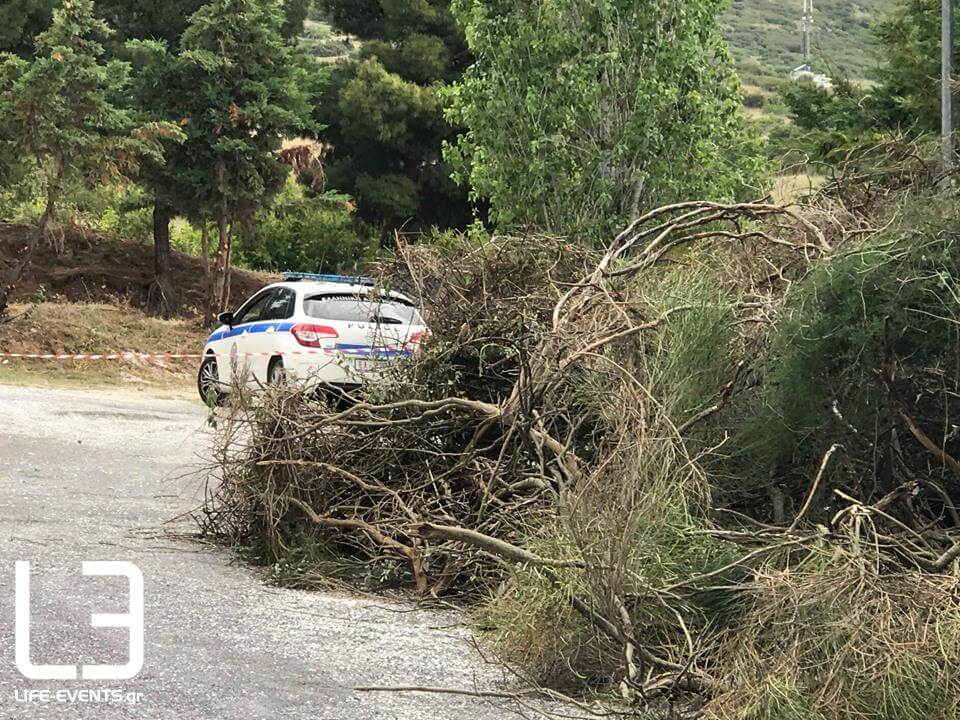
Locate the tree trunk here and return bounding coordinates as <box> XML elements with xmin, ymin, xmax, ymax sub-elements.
<box><xmin>211</xmin><ymin>159</ymin><xmax>233</xmax><ymax>317</ymax></box>
<box><xmin>0</xmin><ymin>191</ymin><xmax>55</xmax><ymax>317</ymax></box>
<box><xmin>199</xmin><ymin>220</ymin><xmax>213</xmax><ymax>324</ymax></box>
<box><xmin>152</xmin><ymin>201</ymin><xmax>174</xmax><ymax>311</ymax></box>
<box><xmin>212</xmin><ymin>212</ymin><xmax>233</xmax><ymax>317</ymax></box>
<box><xmin>222</xmin><ymin>221</ymin><xmax>234</xmax><ymax>312</ymax></box>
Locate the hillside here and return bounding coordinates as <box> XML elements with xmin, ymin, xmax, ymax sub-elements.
<box><xmin>0</xmin><ymin>222</ymin><xmax>269</xmax><ymax>315</ymax></box>
<box><xmin>724</xmin><ymin>0</ymin><xmax>894</xmax><ymax>86</ymax></box>
<box><xmin>0</xmin><ymin>224</ymin><xmax>273</xmax><ymax>389</ymax></box>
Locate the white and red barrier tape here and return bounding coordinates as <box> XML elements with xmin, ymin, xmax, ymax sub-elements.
<box><xmin>0</xmin><ymin>351</ymin><xmax>359</xmax><ymax>361</ymax></box>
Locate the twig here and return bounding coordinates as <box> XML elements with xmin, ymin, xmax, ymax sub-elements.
<box><xmin>354</xmin><ymin>684</ymin><xmax>543</xmax><ymax>699</ymax></box>
<box><xmin>676</xmin><ymin>361</ymin><xmax>745</xmax><ymax>435</ymax></box>
<box><xmin>787</xmin><ymin>444</ymin><xmax>842</xmax><ymax>532</ymax></box>
<box><xmin>414</xmin><ymin>522</ymin><xmax>584</xmax><ymax>568</ymax></box>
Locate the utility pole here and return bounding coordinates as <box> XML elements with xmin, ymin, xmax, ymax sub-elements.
<box><xmin>943</xmin><ymin>0</ymin><xmax>955</xmax><ymax>171</ymax></box>
<box><xmin>802</xmin><ymin>0</ymin><xmax>813</xmax><ymax>66</ymax></box>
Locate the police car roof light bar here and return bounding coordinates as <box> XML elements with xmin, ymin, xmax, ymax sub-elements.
<box><xmin>281</xmin><ymin>272</ymin><xmax>376</xmax><ymax>286</ymax></box>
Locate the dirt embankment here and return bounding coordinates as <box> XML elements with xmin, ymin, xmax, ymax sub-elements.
<box><xmin>0</xmin><ymin>222</ymin><xmax>274</xmax><ymax>390</ymax></box>
<box><xmin>0</xmin><ymin>303</ymin><xmax>206</xmax><ymax>389</ymax></box>
<box><xmin>0</xmin><ymin>221</ymin><xmax>271</xmax><ymax>316</ymax></box>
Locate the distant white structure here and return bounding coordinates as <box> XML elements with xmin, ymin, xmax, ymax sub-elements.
<box><xmin>789</xmin><ymin>0</ymin><xmax>833</xmax><ymax>90</ymax></box>
<box><xmin>790</xmin><ymin>64</ymin><xmax>834</xmax><ymax>90</ymax></box>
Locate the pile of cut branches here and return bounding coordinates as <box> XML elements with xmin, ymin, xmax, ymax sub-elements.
<box><xmin>200</xmin><ymin>201</ymin><xmax>819</xmax><ymax>682</ymax></box>
<box><xmin>200</xmin><ymin>143</ymin><xmax>960</xmax><ymax>717</ymax></box>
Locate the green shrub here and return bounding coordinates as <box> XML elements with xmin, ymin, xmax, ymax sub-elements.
<box><xmin>640</xmin><ymin>265</ymin><xmax>739</xmax><ymax>421</ymax></box>
<box><xmin>751</xmin><ymin>198</ymin><xmax>960</xmax><ymax>466</ymax></box>
<box><xmin>169</xmin><ymin>218</ymin><xmax>204</xmax><ymax>256</ymax></box>
<box><xmin>708</xmin><ymin>555</ymin><xmax>960</xmax><ymax>720</ymax></box>
<box><xmin>99</xmin><ymin>204</ymin><xmax>152</xmax><ymax>243</ymax></box>
<box><xmin>236</xmin><ymin>185</ymin><xmax>378</xmax><ymax>273</ymax></box>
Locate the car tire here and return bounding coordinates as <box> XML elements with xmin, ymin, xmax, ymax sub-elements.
<box><xmin>198</xmin><ymin>356</ymin><xmax>224</xmax><ymax>405</ymax></box>
<box><xmin>267</xmin><ymin>356</ymin><xmax>286</xmax><ymax>386</ymax></box>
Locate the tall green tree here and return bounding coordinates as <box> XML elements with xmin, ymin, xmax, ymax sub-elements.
<box><xmin>770</xmin><ymin>0</ymin><xmax>957</xmax><ymax>163</ymax></box>
<box><xmin>156</xmin><ymin>0</ymin><xmax>312</xmax><ymax>314</ymax></box>
<box><xmin>871</xmin><ymin>0</ymin><xmax>956</xmax><ymax>133</ymax></box>
<box><xmin>0</xmin><ymin>0</ymin><xmax>58</xmax><ymax>56</ymax></box>
<box><xmin>0</xmin><ymin>0</ymin><xmax>309</xmax><ymax>54</ymax></box>
<box><xmin>446</xmin><ymin>0</ymin><xmax>766</xmax><ymax>241</ymax></box>
<box><xmin>314</xmin><ymin>0</ymin><xmax>473</xmax><ymax>237</ymax></box>
<box><xmin>0</xmin><ymin>0</ymin><xmax>178</xmax><ymax>315</ymax></box>
<box><xmin>112</xmin><ymin>0</ymin><xmax>308</xmax><ymax>307</ymax></box>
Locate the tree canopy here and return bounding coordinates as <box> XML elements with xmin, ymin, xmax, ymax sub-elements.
<box><xmin>0</xmin><ymin>0</ymin><xmax>178</xmax><ymax>312</ymax></box>
<box><xmin>0</xmin><ymin>0</ymin><xmax>309</xmax><ymax>55</ymax></box>
<box><xmin>446</xmin><ymin>0</ymin><xmax>767</xmax><ymax>241</ymax></box>
<box><xmin>775</xmin><ymin>0</ymin><xmax>960</xmax><ymax>159</ymax></box>
<box><xmin>173</xmin><ymin>0</ymin><xmax>313</xmax><ymax>310</ymax></box>
<box><xmin>313</xmin><ymin>0</ymin><xmax>474</xmax><ymax>236</ymax></box>
<box><xmin>0</xmin><ymin>0</ymin><xmax>58</xmax><ymax>56</ymax></box>
<box><xmin>871</xmin><ymin>0</ymin><xmax>954</xmax><ymax>133</ymax></box>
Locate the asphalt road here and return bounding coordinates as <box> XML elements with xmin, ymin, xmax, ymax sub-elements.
<box><xmin>0</xmin><ymin>385</ymin><xmax>529</xmax><ymax>720</ymax></box>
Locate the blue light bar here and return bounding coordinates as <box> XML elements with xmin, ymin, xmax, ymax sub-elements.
<box><xmin>281</xmin><ymin>271</ymin><xmax>376</xmax><ymax>286</ymax></box>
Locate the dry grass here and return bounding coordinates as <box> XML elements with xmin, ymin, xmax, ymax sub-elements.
<box><xmin>707</xmin><ymin>552</ymin><xmax>960</xmax><ymax>720</ymax></box>
<box><xmin>770</xmin><ymin>173</ymin><xmax>827</xmax><ymax>205</ymax></box>
<box><xmin>0</xmin><ymin>302</ymin><xmax>205</xmax><ymax>390</ymax></box>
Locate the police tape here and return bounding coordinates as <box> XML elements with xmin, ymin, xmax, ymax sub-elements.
<box><xmin>0</xmin><ymin>350</ymin><xmax>349</xmax><ymax>361</ymax></box>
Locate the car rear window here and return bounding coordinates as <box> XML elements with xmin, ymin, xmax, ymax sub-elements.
<box><xmin>303</xmin><ymin>294</ymin><xmax>423</xmax><ymax>325</ymax></box>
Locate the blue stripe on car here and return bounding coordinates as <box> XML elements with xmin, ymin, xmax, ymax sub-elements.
<box><xmin>206</xmin><ymin>321</ymin><xmax>295</xmax><ymax>343</ymax></box>
<box><xmin>205</xmin><ymin>324</ymin><xmax>414</xmax><ymax>358</ymax></box>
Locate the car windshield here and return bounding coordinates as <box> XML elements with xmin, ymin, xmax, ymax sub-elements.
<box><xmin>303</xmin><ymin>294</ymin><xmax>423</xmax><ymax>326</ymax></box>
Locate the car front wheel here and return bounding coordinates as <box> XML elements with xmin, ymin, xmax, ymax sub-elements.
<box><xmin>198</xmin><ymin>356</ymin><xmax>223</xmax><ymax>405</ymax></box>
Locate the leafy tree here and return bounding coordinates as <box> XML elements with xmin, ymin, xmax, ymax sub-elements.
<box><xmin>446</xmin><ymin>0</ymin><xmax>767</xmax><ymax>241</ymax></box>
<box><xmin>771</xmin><ymin>77</ymin><xmax>871</xmax><ymax>161</ymax></box>
<box><xmin>157</xmin><ymin>0</ymin><xmax>313</xmax><ymax>314</ymax></box>
<box><xmin>313</xmin><ymin>0</ymin><xmax>473</xmax><ymax>237</ymax></box>
<box><xmin>0</xmin><ymin>0</ymin><xmax>309</xmax><ymax>55</ymax></box>
<box><xmin>871</xmin><ymin>0</ymin><xmax>955</xmax><ymax>133</ymax></box>
<box><xmin>96</xmin><ymin>0</ymin><xmax>309</xmax><ymax>47</ymax></box>
<box><xmin>765</xmin><ymin>0</ymin><xmax>956</xmax><ymax>166</ymax></box>
<box><xmin>0</xmin><ymin>0</ymin><xmax>178</xmax><ymax>315</ymax></box>
<box><xmin>114</xmin><ymin>0</ymin><xmax>308</xmax><ymax>308</ymax></box>
<box><xmin>93</xmin><ymin>0</ymin><xmax>205</xmax><ymax>48</ymax></box>
<box><xmin>126</xmin><ymin>38</ymin><xmax>209</xmax><ymax>308</ymax></box>
<box><xmin>235</xmin><ymin>183</ymin><xmax>377</xmax><ymax>274</ymax></box>
<box><xmin>0</xmin><ymin>0</ymin><xmax>58</xmax><ymax>56</ymax></box>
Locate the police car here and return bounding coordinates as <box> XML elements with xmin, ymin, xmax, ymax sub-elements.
<box><xmin>197</xmin><ymin>272</ymin><xmax>428</xmax><ymax>402</ymax></box>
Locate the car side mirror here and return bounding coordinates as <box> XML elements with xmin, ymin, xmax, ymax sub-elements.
<box><xmin>218</xmin><ymin>311</ymin><xmax>234</xmax><ymax>327</ymax></box>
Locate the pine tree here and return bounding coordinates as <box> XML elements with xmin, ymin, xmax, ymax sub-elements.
<box><xmin>166</xmin><ymin>0</ymin><xmax>312</xmax><ymax>314</ymax></box>
<box><xmin>0</xmin><ymin>0</ymin><xmax>58</xmax><ymax>56</ymax></box>
<box><xmin>0</xmin><ymin>0</ymin><xmax>178</xmax><ymax>315</ymax></box>
<box><xmin>314</xmin><ymin>0</ymin><xmax>474</xmax><ymax>236</ymax></box>
<box><xmin>105</xmin><ymin>0</ymin><xmax>308</xmax><ymax>306</ymax></box>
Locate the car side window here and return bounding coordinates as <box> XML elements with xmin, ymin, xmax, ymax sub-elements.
<box><xmin>261</xmin><ymin>288</ymin><xmax>295</xmax><ymax>321</ymax></box>
<box><xmin>233</xmin><ymin>291</ymin><xmax>274</xmax><ymax>325</ymax></box>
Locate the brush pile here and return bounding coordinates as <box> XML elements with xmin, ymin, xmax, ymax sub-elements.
<box><xmin>201</xmin><ymin>143</ymin><xmax>960</xmax><ymax>718</ymax></box>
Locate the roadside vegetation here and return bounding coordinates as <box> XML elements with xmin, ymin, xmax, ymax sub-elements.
<box><xmin>2</xmin><ymin>0</ymin><xmax>960</xmax><ymax>718</ymax></box>
<box><xmin>204</xmin><ymin>150</ymin><xmax>960</xmax><ymax>717</ymax></box>
<box><xmin>0</xmin><ymin>302</ymin><xmax>205</xmax><ymax>389</ymax></box>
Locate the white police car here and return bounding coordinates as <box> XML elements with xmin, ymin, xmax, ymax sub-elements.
<box><xmin>197</xmin><ymin>273</ymin><xmax>428</xmax><ymax>403</ymax></box>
